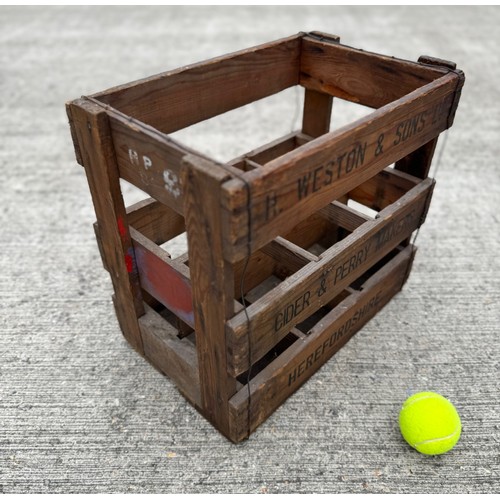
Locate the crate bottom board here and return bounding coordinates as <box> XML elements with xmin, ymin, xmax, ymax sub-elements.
<box><xmin>117</xmin><ymin>244</ymin><xmax>415</xmax><ymax>443</ymax></box>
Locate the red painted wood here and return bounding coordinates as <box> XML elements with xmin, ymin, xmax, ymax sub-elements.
<box><xmin>133</xmin><ymin>237</ymin><xmax>194</xmax><ymax>327</ymax></box>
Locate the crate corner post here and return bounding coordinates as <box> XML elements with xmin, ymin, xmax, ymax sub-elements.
<box><xmin>67</xmin><ymin>97</ymin><xmax>145</xmax><ymax>355</ymax></box>
<box><xmin>181</xmin><ymin>154</ymin><xmax>244</xmax><ymax>442</ymax></box>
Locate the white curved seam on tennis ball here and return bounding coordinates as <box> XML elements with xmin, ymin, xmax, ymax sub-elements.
<box><xmin>401</xmin><ymin>394</ymin><xmax>435</xmax><ymax>410</ymax></box>
<box><xmin>414</xmin><ymin>425</ymin><xmax>460</xmax><ymax>447</ymax></box>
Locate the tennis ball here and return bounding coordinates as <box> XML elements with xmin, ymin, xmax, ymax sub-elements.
<box><xmin>399</xmin><ymin>391</ymin><xmax>461</xmax><ymax>455</ymax></box>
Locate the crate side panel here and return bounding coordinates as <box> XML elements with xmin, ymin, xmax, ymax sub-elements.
<box><xmin>227</xmin><ymin>179</ymin><xmax>434</xmax><ymax>375</ymax></box>
<box><xmin>300</xmin><ymin>37</ymin><xmax>449</xmax><ymax>108</ymax></box>
<box><xmin>95</xmin><ymin>35</ymin><xmax>301</xmax><ymax>134</ymax></box>
<box><xmin>228</xmin><ymin>244</ymin><xmax>414</xmax><ymax>442</ymax></box>
<box><xmin>222</xmin><ymin>72</ymin><xmax>459</xmax><ymax>262</ymax></box>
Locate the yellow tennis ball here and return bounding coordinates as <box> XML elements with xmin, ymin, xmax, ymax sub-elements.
<box><xmin>399</xmin><ymin>392</ymin><xmax>461</xmax><ymax>455</ymax></box>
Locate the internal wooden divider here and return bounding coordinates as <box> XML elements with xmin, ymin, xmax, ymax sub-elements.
<box><xmin>319</xmin><ymin>201</ymin><xmax>371</xmax><ymax>233</ymax></box>
<box><xmin>93</xmin><ymin>34</ymin><xmax>302</xmax><ymax>134</ymax></box>
<box><xmin>229</xmin><ymin>131</ymin><xmax>314</xmax><ymax>170</ymax></box>
<box><xmin>226</xmin><ymin>178</ymin><xmax>434</xmax><ymax>376</ymax></box>
<box><xmin>232</xmin><ymin>208</ymin><xmax>345</xmax><ymax>301</ymax></box>
<box><xmin>347</xmin><ymin>167</ymin><xmax>420</xmax><ymax>211</ymax></box>
<box><xmin>126</xmin><ymin>198</ymin><xmax>185</xmax><ymax>245</ymax></box>
<box><xmin>228</xmin><ymin>244</ymin><xmax>416</xmax><ymax>442</ymax></box>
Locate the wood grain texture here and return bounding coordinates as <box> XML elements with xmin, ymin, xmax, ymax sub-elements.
<box><xmin>94</xmin><ymin>34</ymin><xmax>302</xmax><ymax>134</ymax></box>
<box><xmin>302</xmin><ymin>88</ymin><xmax>334</xmax><ymax>138</ymax></box>
<box><xmin>126</xmin><ymin>198</ymin><xmax>185</xmax><ymax>245</ymax></box>
<box><xmin>107</xmin><ymin>111</ymin><xmax>194</xmax><ymax>215</ymax></box>
<box><xmin>67</xmin><ymin>98</ymin><xmax>145</xmax><ymax>353</ymax></box>
<box><xmin>131</xmin><ymin>227</ymin><xmax>194</xmax><ymax>328</ymax></box>
<box><xmin>226</xmin><ymin>178</ymin><xmax>434</xmax><ymax>376</ymax></box>
<box><xmin>181</xmin><ymin>154</ymin><xmax>239</xmax><ymax>440</ymax></box>
<box><xmin>221</xmin><ymin>72</ymin><xmax>459</xmax><ymax>262</ymax></box>
<box><xmin>139</xmin><ymin>304</ymin><xmax>201</xmax><ymax>408</ymax></box>
<box><xmin>64</xmin><ymin>28</ymin><xmax>466</xmax><ymax>447</ymax></box>
<box><xmin>347</xmin><ymin>167</ymin><xmax>420</xmax><ymax>211</ymax></box>
<box><xmin>300</xmin><ymin>35</ymin><xmax>449</xmax><ymax>108</ymax></box>
<box><xmin>228</xmin><ymin>245</ymin><xmax>415</xmax><ymax>441</ymax></box>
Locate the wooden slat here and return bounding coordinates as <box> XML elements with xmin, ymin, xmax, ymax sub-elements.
<box><xmin>126</xmin><ymin>198</ymin><xmax>185</xmax><ymax>245</ymax></box>
<box><xmin>229</xmin><ymin>131</ymin><xmax>298</xmax><ymax>167</ymax></box>
<box><xmin>261</xmin><ymin>237</ymin><xmax>319</xmax><ymax>275</ymax></box>
<box><xmin>107</xmin><ymin>112</ymin><xmax>193</xmax><ymax>214</ymax></box>
<box><xmin>319</xmin><ymin>201</ymin><xmax>370</xmax><ymax>233</ymax></box>
<box><xmin>228</xmin><ymin>244</ymin><xmax>415</xmax><ymax>442</ymax></box>
<box><xmin>139</xmin><ymin>304</ymin><xmax>200</xmax><ymax>408</ymax></box>
<box><xmin>94</xmin><ymin>34</ymin><xmax>302</xmax><ymax>134</ymax></box>
<box><xmin>181</xmin><ymin>155</ymin><xmax>239</xmax><ymax>440</ymax></box>
<box><xmin>347</xmin><ymin>166</ymin><xmax>420</xmax><ymax>211</ymax></box>
<box><xmin>93</xmin><ymin>222</ymin><xmax>109</xmax><ymax>272</ymax></box>
<box><xmin>300</xmin><ymin>35</ymin><xmax>449</xmax><ymax>108</ymax></box>
<box><xmin>104</xmin><ymin>108</ymin><xmax>246</xmax><ymax>216</ymax></box>
<box><xmin>131</xmin><ymin>227</ymin><xmax>194</xmax><ymax>328</ymax></box>
<box><xmin>221</xmin><ymin>72</ymin><xmax>460</xmax><ymax>262</ymax></box>
<box><xmin>233</xmin><ymin>249</ymin><xmax>277</xmax><ymax>300</ymax></box>
<box><xmin>226</xmin><ymin>178</ymin><xmax>434</xmax><ymax>376</ymax></box>
<box><xmin>67</xmin><ymin>98</ymin><xmax>145</xmax><ymax>353</ymax></box>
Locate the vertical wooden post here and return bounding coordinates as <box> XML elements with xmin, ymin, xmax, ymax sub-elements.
<box><xmin>181</xmin><ymin>155</ymin><xmax>238</xmax><ymax>439</ymax></box>
<box><xmin>301</xmin><ymin>89</ymin><xmax>334</xmax><ymax>138</ymax></box>
<box><xmin>301</xmin><ymin>33</ymin><xmax>339</xmax><ymax>139</ymax></box>
<box><xmin>395</xmin><ymin>137</ymin><xmax>439</xmax><ymax>179</ymax></box>
<box><xmin>395</xmin><ymin>55</ymin><xmax>458</xmax><ymax>180</ymax></box>
<box><xmin>67</xmin><ymin>98</ymin><xmax>145</xmax><ymax>354</ymax></box>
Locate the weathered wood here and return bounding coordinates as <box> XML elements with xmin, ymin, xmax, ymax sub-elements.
<box><xmin>228</xmin><ymin>245</ymin><xmax>415</xmax><ymax>441</ymax></box>
<box><xmin>107</xmin><ymin>111</ymin><xmax>194</xmax><ymax>214</ymax></box>
<box><xmin>319</xmin><ymin>201</ymin><xmax>370</xmax><ymax>233</ymax></box>
<box><xmin>181</xmin><ymin>155</ymin><xmax>238</xmax><ymax>440</ymax></box>
<box><xmin>229</xmin><ymin>131</ymin><xmax>297</xmax><ymax>167</ymax></box>
<box><xmin>221</xmin><ymin>71</ymin><xmax>460</xmax><ymax>262</ymax></box>
<box><xmin>94</xmin><ymin>34</ymin><xmax>302</xmax><ymax>134</ymax></box>
<box><xmin>69</xmin><ymin>32</ymin><xmax>464</xmax><ymax>443</ymax></box>
<box><xmin>126</xmin><ymin>198</ymin><xmax>185</xmax><ymax>245</ymax></box>
<box><xmin>393</xmin><ymin>55</ymin><xmax>461</xmax><ymax>180</ymax></box>
<box><xmin>300</xmin><ymin>35</ymin><xmax>449</xmax><ymax>108</ymax></box>
<box><xmin>347</xmin><ymin>166</ymin><xmax>420</xmax><ymax>211</ymax></box>
<box><xmin>262</xmin><ymin>237</ymin><xmax>319</xmax><ymax>272</ymax></box>
<box><xmin>302</xmin><ymin>88</ymin><xmax>333</xmax><ymax>138</ymax></box>
<box><xmin>418</xmin><ymin>55</ymin><xmax>457</xmax><ymax>70</ymax></box>
<box><xmin>395</xmin><ymin>137</ymin><xmax>439</xmax><ymax>180</ymax></box>
<box><xmin>139</xmin><ymin>304</ymin><xmax>200</xmax><ymax>408</ymax></box>
<box><xmin>67</xmin><ymin>98</ymin><xmax>145</xmax><ymax>353</ymax></box>
<box><xmin>233</xmin><ymin>249</ymin><xmax>277</xmax><ymax>300</ymax></box>
<box><xmin>131</xmin><ymin>227</ymin><xmax>194</xmax><ymax>328</ymax></box>
<box><xmin>93</xmin><ymin>222</ymin><xmax>109</xmax><ymax>272</ymax></box>
<box><xmin>226</xmin><ymin>178</ymin><xmax>434</xmax><ymax>376</ymax></box>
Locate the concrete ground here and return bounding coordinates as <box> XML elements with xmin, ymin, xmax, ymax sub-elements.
<box><xmin>1</xmin><ymin>5</ymin><xmax>499</xmax><ymax>494</ymax></box>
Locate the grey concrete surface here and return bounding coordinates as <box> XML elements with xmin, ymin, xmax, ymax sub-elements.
<box><xmin>1</xmin><ymin>5</ymin><xmax>499</xmax><ymax>494</ymax></box>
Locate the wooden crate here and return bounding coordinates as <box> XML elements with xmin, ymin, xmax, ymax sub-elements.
<box><xmin>66</xmin><ymin>31</ymin><xmax>464</xmax><ymax>442</ymax></box>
